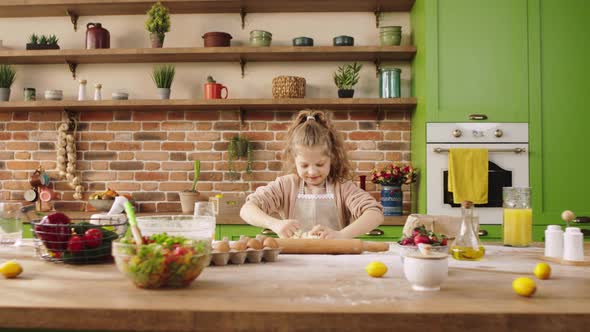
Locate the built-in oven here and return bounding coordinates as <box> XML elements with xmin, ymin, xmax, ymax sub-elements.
<box><xmin>426</xmin><ymin>123</ymin><xmax>529</xmax><ymax>224</ymax></box>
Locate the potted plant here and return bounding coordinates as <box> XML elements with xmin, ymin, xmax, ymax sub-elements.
<box><xmin>26</xmin><ymin>34</ymin><xmax>60</xmax><ymax>50</ymax></box>
<box><xmin>0</xmin><ymin>64</ymin><xmax>16</xmax><ymax>102</ymax></box>
<box><xmin>151</xmin><ymin>64</ymin><xmax>175</xmax><ymax>99</ymax></box>
<box><xmin>333</xmin><ymin>62</ymin><xmax>362</xmax><ymax>98</ymax></box>
<box><xmin>370</xmin><ymin>163</ymin><xmax>418</xmax><ymax>216</ymax></box>
<box><xmin>145</xmin><ymin>2</ymin><xmax>170</xmax><ymax>48</ymax></box>
<box><xmin>228</xmin><ymin>135</ymin><xmax>253</xmax><ymax>176</ymax></box>
<box><xmin>179</xmin><ymin>160</ymin><xmax>201</xmax><ymax>213</ymax></box>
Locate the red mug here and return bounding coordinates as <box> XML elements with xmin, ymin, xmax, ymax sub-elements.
<box><xmin>204</xmin><ymin>83</ymin><xmax>228</xmax><ymax>99</ymax></box>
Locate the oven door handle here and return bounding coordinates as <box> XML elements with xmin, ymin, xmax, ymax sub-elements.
<box><xmin>433</xmin><ymin>147</ymin><xmax>526</xmax><ymax>154</ymax></box>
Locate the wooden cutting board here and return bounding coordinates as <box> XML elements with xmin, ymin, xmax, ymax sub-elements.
<box><xmin>275</xmin><ymin>238</ymin><xmax>389</xmax><ymax>254</ymax></box>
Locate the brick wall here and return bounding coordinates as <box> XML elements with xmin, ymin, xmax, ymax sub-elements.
<box><xmin>0</xmin><ymin>110</ymin><xmax>412</xmax><ymax>213</ymax></box>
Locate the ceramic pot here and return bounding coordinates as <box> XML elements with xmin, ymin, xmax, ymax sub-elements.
<box><xmin>179</xmin><ymin>191</ymin><xmax>200</xmax><ymax>213</ymax></box>
<box><xmin>86</xmin><ymin>23</ymin><xmax>110</xmax><ymax>49</ymax></box>
<box><xmin>333</xmin><ymin>35</ymin><xmax>354</xmax><ymax>46</ymax></box>
<box><xmin>24</xmin><ymin>88</ymin><xmax>36</xmax><ymax>101</ymax></box>
<box><xmin>292</xmin><ymin>37</ymin><xmax>314</xmax><ymax>47</ymax></box>
<box><xmin>157</xmin><ymin>88</ymin><xmax>171</xmax><ymax>100</ymax></box>
<box><xmin>0</xmin><ymin>88</ymin><xmax>10</xmax><ymax>102</ymax></box>
<box><xmin>403</xmin><ymin>254</ymin><xmax>449</xmax><ymax>291</ymax></box>
<box><xmin>204</xmin><ymin>83</ymin><xmax>228</xmax><ymax>99</ymax></box>
<box><xmin>202</xmin><ymin>32</ymin><xmax>232</xmax><ymax>47</ymax></box>
<box><xmin>381</xmin><ymin>185</ymin><xmax>402</xmax><ymax>216</ymax></box>
<box><xmin>150</xmin><ymin>32</ymin><xmax>165</xmax><ymax>48</ymax></box>
<box><xmin>44</xmin><ymin>90</ymin><xmax>63</xmax><ymax>101</ymax></box>
<box><xmin>337</xmin><ymin>89</ymin><xmax>354</xmax><ymax>98</ymax></box>
<box><xmin>250</xmin><ymin>30</ymin><xmax>272</xmax><ymax>47</ymax></box>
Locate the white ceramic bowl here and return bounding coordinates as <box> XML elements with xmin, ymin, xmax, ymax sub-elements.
<box><xmin>403</xmin><ymin>254</ymin><xmax>448</xmax><ymax>291</ymax></box>
<box><xmin>44</xmin><ymin>89</ymin><xmax>63</xmax><ymax>100</ymax></box>
<box><xmin>112</xmin><ymin>92</ymin><xmax>129</xmax><ymax>100</ymax></box>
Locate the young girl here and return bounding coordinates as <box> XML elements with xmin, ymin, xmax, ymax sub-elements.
<box><xmin>240</xmin><ymin>110</ymin><xmax>383</xmax><ymax>239</ymax></box>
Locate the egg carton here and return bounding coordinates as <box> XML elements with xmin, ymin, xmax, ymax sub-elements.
<box><xmin>209</xmin><ymin>248</ymin><xmax>282</xmax><ymax>266</ymax></box>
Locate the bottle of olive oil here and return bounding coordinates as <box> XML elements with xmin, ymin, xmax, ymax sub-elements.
<box><xmin>451</xmin><ymin>200</ymin><xmax>485</xmax><ymax>260</ymax></box>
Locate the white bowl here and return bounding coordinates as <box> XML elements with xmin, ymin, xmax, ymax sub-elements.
<box><xmin>403</xmin><ymin>254</ymin><xmax>448</xmax><ymax>291</ymax></box>
<box><xmin>44</xmin><ymin>90</ymin><xmax>63</xmax><ymax>100</ymax></box>
<box><xmin>112</xmin><ymin>92</ymin><xmax>129</xmax><ymax>100</ymax></box>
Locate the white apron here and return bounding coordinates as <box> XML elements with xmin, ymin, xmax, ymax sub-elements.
<box><xmin>292</xmin><ymin>180</ymin><xmax>341</xmax><ymax>235</ymax></box>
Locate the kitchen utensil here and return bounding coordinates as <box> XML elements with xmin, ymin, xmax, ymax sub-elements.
<box><xmin>274</xmin><ymin>239</ymin><xmax>389</xmax><ymax>254</ymax></box>
<box><xmin>403</xmin><ymin>253</ymin><xmax>448</xmax><ymax>291</ymax></box>
<box><xmin>124</xmin><ymin>201</ymin><xmax>143</xmax><ymax>245</ymax></box>
<box><xmin>0</xmin><ymin>203</ymin><xmax>22</xmax><ymax>246</ymax></box>
<box><xmin>204</xmin><ymin>82</ymin><xmax>228</xmax><ymax>99</ymax></box>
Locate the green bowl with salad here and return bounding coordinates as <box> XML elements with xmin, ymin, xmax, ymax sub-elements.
<box><xmin>112</xmin><ymin>233</ymin><xmax>211</xmax><ymax>289</ymax></box>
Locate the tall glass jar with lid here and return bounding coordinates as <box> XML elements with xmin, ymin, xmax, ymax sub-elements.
<box><xmin>503</xmin><ymin>187</ymin><xmax>532</xmax><ymax>247</ymax></box>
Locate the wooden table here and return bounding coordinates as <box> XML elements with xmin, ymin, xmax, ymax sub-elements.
<box><xmin>1</xmin><ymin>243</ymin><xmax>589</xmax><ymax>332</ymax></box>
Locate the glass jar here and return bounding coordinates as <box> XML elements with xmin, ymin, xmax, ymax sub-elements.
<box><xmin>502</xmin><ymin>187</ymin><xmax>532</xmax><ymax>247</ymax></box>
<box><xmin>379</xmin><ymin>67</ymin><xmax>401</xmax><ymax>98</ymax></box>
<box><xmin>450</xmin><ymin>201</ymin><xmax>485</xmax><ymax>260</ymax></box>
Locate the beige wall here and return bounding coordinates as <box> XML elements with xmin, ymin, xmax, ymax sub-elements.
<box><xmin>0</xmin><ymin>12</ymin><xmax>411</xmax><ymax>100</ymax></box>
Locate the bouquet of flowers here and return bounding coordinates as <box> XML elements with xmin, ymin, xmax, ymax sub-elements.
<box><xmin>370</xmin><ymin>163</ymin><xmax>418</xmax><ymax>186</ymax></box>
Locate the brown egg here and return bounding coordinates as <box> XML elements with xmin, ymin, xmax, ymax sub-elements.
<box><xmin>263</xmin><ymin>237</ymin><xmax>279</xmax><ymax>249</ymax></box>
<box><xmin>231</xmin><ymin>241</ymin><xmax>247</xmax><ymax>251</ymax></box>
<box><xmin>247</xmin><ymin>238</ymin><xmax>263</xmax><ymax>250</ymax></box>
<box><xmin>214</xmin><ymin>241</ymin><xmax>230</xmax><ymax>253</ymax></box>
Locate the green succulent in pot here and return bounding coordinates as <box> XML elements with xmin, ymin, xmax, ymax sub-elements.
<box><xmin>0</xmin><ymin>64</ymin><xmax>16</xmax><ymax>102</ymax></box>
<box><xmin>333</xmin><ymin>62</ymin><xmax>362</xmax><ymax>98</ymax></box>
<box><xmin>151</xmin><ymin>64</ymin><xmax>175</xmax><ymax>99</ymax></box>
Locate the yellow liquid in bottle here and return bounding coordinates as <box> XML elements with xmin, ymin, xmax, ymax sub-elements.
<box><xmin>503</xmin><ymin>208</ymin><xmax>532</xmax><ymax>247</ymax></box>
<box><xmin>451</xmin><ymin>246</ymin><xmax>486</xmax><ymax>261</ymax></box>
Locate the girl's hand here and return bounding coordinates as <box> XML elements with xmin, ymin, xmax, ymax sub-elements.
<box><xmin>270</xmin><ymin>219</ymin><xmax>301</xmax><ymax>238</ymax></box>
<box><xmin>309</xmin><ymin>225</ymin><xmax>342</xmax><ymax>239</ymax></box>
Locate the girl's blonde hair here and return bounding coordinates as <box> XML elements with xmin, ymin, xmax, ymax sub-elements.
<box><xmin>282</xmin><ymin>110</ymin><xmax>354</xmax><ymax>182</ymax></box>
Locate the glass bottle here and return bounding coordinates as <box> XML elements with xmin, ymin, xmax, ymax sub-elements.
<box><xmin>78</xmin><ymin>79</ymin><xmax>87</xmax><ymax>101</ymax></box>
<box><xmin>502</xmin><ymin>187</ymin><xmax>532</xmax><ymax>247</ymax></box>
<box><xmin>451</xmin><ymin>200</ymin><xmax>485</xmax><ymax>260</ymax></box>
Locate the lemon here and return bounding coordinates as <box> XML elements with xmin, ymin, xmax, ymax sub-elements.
<box><xmin>534</xmin><ymin>263</ymin><xmax>551</xmax><ymax>280</ymax></box>
<box><xmin>0</xmin><ymin>260</ymin><xmax>23</xmax><ymax>279</ymax></box>
<box><xmin>512</xmin><ymin>277</ymin><xmax>536</xmax><ymax>297</ymax></box>
<box><xmin>365</xmin><ymin>261</ymin><xmax>388</xmax><ymax>278</ymax></box>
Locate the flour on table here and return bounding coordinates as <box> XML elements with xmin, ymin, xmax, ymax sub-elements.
<box><xmin>291</xmin><ymin>230</ymin><xmax>320</xmax><ymax>239</ymax></box>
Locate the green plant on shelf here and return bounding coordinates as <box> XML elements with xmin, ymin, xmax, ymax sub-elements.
<box><xmin>151</xmin><ymin>64</ymin><xmax>175</xmax><ymax>88</ymax></box>
<box><xmin>0</xmin><ymin>65</ymin><xmax>16</xmax><ymax>89</ymax></box>
<box><xmin>333</xmin><ymin>62</ymin><xmax>362</xmax><ymax>90</ymax></box>
<box><xmin>145</xmin><ymin>2</ymin><xmax>171</xmax><ymax>35</ymax></box>
<box><xmin>28</xmin><ymin>34</ymin><xmax>39</xmax><ymax>45</ymax></box>
<box><xmin>228</xmin><ymin>135</ymin><xmax>253</xmax><ymax>177</ymax></box>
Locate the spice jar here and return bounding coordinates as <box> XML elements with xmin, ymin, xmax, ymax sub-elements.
<box><xmin>379</xmin><ymin>67</ymin><xmax>401</xmax><ymax>98</ymax></box>
<box><xmin>502</xmin><ymin>187</ymin><xmax>532</xmax><ymax>247</ymax></box>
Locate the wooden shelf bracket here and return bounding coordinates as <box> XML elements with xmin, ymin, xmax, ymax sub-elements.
<box><xmin>374</xmin><ymin>58</ymin><xmax>382</xmax><ymax>78</ymax></box>
<box><xmin>240</xmin><ymin>7</ymin><xmax>247</xmax><ymax>29</ymax></box>
<box><xmin>66</xmin><ymin>61</ymin><xmax>78</xmax><ymax>80</ymax></box>
<box><xmin>66</xmin><ymin>10</ymin><xmax>79</xmax><ymax>31</ymax></box>
<box><xmin>376</xmin><ymin>106</ymin><xmax>384</xmax><ymax>128</ymax></box>
<box><xmin>239</xmin><ymin>107</ymin><xmax>245</xmax><ymax>126</ymax></box>
<box><xmin>374</xmin><ymin>6</ymin><xmax>382</xmax><ymax>28</ymax></box>
<box><xmin>239</xmin><ymin>58</ymin><xmax>246</xmax><ymax>78</ymax></box>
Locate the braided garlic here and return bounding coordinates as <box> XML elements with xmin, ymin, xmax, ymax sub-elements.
<box><xmin>56</xmin><ymin>119</ymin><xmax>84</xmax><ymax>200</ymax></box>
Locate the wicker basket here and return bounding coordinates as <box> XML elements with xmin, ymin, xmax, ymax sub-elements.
<box><xmin>272</xmin><ymin>76</ymin><xmax>306</xmax><ymax>98</ymax></box>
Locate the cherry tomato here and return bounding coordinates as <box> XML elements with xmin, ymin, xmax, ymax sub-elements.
<box><xmin>83</xmin><ymin>228</ymin><xmax>103</xmax><ymax>248</ymax></box>
<box><xmin>67</xmin><ymin>235</ymin><xmax>85</xmax><ymax>253</ymax></box>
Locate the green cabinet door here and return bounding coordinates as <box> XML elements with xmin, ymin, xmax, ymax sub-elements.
<box><xmin>529</xmin><ymin>0</ymin><xmax>590</xmax><ymax>225</ymax></box>
<box><xmin>217</xmin><ymin>225</ymin><xmax>270</xmax><ymax>241</ymax></box>
<box><xmin>427</xmin><ymin>0</ymin><xmax>529</xmax><ymax>122</ymax></box>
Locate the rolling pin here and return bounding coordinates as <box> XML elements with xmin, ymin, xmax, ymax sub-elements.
<box><xmin>275</xmin><ymin>239</ymin><xmax>389</xmax><ymax>254</ymax></box>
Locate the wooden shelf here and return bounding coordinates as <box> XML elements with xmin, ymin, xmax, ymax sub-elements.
<box><xmin>0</xmin><ymin>0</ymin><xmax>415</xmax><ymax>17</ymax></box>
<box><xmin>0</xmin><ymin>46</ymin><xmax>416</xmax><ymax>65</ymax></box>
<box><xmin>0</xmin><ymin>98</ymin><xmax>417</xmax><ymax>113</ymax></box>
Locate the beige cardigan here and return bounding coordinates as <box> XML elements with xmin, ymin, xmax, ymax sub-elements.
<box><xmin>245</xmin><ymin>174</ymin><xmax>383</xmax><ymax>229</ymax></box>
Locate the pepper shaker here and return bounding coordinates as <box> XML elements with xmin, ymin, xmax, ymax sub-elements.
<box><xmin>94</xmin><ymin>83</ymin><xmax>102</xmax><ymax>101</ymax></box>
<box><xmin>563</xmin><ymin>227</ymin><xmax>584</xmax><ymax>261</ymax></box>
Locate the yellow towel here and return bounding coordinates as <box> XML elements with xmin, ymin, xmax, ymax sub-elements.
<box><xmin>448</xmin><ymin>148</ymin><xmax>488</xmax><ymax>204</ymax></box>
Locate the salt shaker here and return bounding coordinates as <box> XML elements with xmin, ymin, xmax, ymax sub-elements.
<box><xmin>544</xmin><ymin>225</ymin><xmax>563</xmax><ymax>258</ymax></box>
<box><xmin>94</xmin><ymin>83</ymin><xmax>102</xmax><ymax>101</ymax></box>
<box><xmin>78</xmin><ymin>79</ymin><xmax>87</xmax><ymax>100</ymax></box>
<box><xmin>563</xmin><ymin>227</ymin><xmax>584</xmax><ymax>261</ymax></box>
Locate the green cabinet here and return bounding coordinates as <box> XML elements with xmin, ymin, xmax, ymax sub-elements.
<box><xmin>425</xmin><ymin>0</ymin><xmax>529</xmax><ymax>122</ymax></box>
<box><xmin>216</xmin><ymin>225</ymin><xmax>403</xmax><ymax>242</ymax></box>
<box><xmin>529</xmin><ymin>0</ymin><xmax>590</xmax><ymax>225</ymax></box>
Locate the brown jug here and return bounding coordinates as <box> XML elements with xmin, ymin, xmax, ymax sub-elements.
<box><xmin>86</xmin><ymin>23</ymin><xmax>110</xmax><ymax>49</ymax></box>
